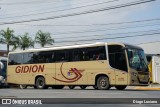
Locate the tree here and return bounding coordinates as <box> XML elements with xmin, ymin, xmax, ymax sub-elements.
<box><xmin>0</xmin><ymin>27</ymin><xmax>16</xmax><ymax>53</ymax></box>
<box><xmin>35</xmin><ymin>30</ymin><xmax>54</xmax><ymax>47</ymax></box>
<box><xmin>13</xmin><ymin>33</ymin><xmax>34</xmax><ymax>50</ymax></box>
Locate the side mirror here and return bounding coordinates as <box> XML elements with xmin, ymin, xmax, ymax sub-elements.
<box><xmin>0</xmin><ymin>62</ymin><xmax>4</xmax><ymax>70</ymax></box>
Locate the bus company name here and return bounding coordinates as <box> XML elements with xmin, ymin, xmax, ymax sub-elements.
<box><xmin>15</xmin><ymin>65</ymin><xmax>44</xmax><ymax>73</ymax></box>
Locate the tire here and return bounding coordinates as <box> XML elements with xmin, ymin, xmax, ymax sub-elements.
<box><xmin>80</xmin><ymin>85</ymin><xmax>87</xmax><ymax>89</ymax></box>
<box><xmin>97</xmin><ymin>76</ymin><xmax>110</xmax><ymax>90</ymax></box>
<box><xmin>68</xmin><ymin>85</ymin><xmax>75</xmax><ymax>89</ymax></box>
<box><xmin>115</xmin><ymin>85</ymin><xmax>127</xmax><ymax>90</ymax></box>
<box><xmin>52</xmin><ymin>85</ymin><xmax>64</xmax><ymax>89</ymax></box>
<box><xmin>93</xmin><ymin>85</ymin><xmax>98</xmax><ymax>90</ymax></box>
<box><xmin>19</xmin><ymin>85</ymin><xmax>27</xmax><ymax>89</ymax></box>
<box><xmin>35</xmin><ymin>77</ymin><xmax>46</xmax><ymax>89</ymax></box>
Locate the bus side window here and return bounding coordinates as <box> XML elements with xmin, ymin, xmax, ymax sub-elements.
<box><xmin>9</xmin><ymin>54</ymin><xmax>23</xmax><ymax>65</ymax></box>
<box><xmin>86</xmin><ymin>46</ymin><xmax>106</xmax><ymax>61</ymax></box>
<box><xmin>56</xmin><ymin>50</ymin><xmax>69</xmax><ymax>62</ymax></box>
<box><xmin>72</xmin><ymin>49</ymin><xmax>80</xmax><ymax>61</ymax></box>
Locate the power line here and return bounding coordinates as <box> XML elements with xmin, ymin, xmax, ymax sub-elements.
<box><xmin>50</xmin><ymin>22</ymin><xmax>160</xmax><ymax>35</ymax></box>
<box><xmin>16</xmin><ymin>18</ymin><xmax>160</xmax><ymax>26</ymax></box>
<box><xmin>0</xmin><ymin>0</ymin><xmax>119</xmax><ymax>19</ymax></box>
<box><xmin>136</xmin><ymin>41</ymin><xmax>160</xmax><ymax>45</ymax></box>
<box><xmin>0</xmin><ymin>0</ymin><xmax>56</xmax><ymax>5</ymax></box>
<box><xmin>54</xmin><ymin>32</ymin><xmax>160</xmax><ymax>43</ymax></box>
<box><xmin>0</xmin><ymin>0</ymin><xmax>156</xmax><ymax>25</ymax></box>
<box><xmin>1</xmin><ymin>0</ymin><xmax>108</xmax><ymax>17</ymax></box>
<box><xmin>52</xmin><ymin>28</ymin><xmax>160</xmax><ymax>40</ymax></box>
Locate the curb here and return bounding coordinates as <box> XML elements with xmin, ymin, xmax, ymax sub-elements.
<box><xmin>135</xmin><ymin>87</ymin><xmax>160</xmax><ymax>90</ymax></box>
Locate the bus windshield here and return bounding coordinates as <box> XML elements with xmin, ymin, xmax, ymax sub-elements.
<box><xmin>127</xmin><ymin>48</ymin><xmax>148</xmax><ymax>72</ymax></box>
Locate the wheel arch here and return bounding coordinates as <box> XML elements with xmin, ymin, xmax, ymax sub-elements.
<box><xmin>95</xmin><ymin>74</ymin><xmax>110</xmax><ymax>85</ymax></box>
<box><xmin>35</xmin><ymin>75</ymin><xmax>45</xmax><ymax>84</ymax></box>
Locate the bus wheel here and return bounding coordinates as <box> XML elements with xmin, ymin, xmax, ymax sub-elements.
<box><xmin>35</xmin><ymin>77</ymin><xmax>46</xmax><ymax>89</ymax></box>
<box><xmin>19</xmin><ymin>85</ymin><xmax>27</xmax><ymax>89</ymax></box>
<box><xmin>52</xmin><ymin>85</ymin><xmax>64</xmax><ymax>89</ymax></box>
<box><xmin>80</xmin><ymin>85</ymin><xmax>87</xmax><ymax>89</ymax></box>
<box><xmin>115</xmin><ymin>85</ymin><xmax>127</xmax><ymax>90</ymax></box>
<box><xmin>68</xmin><ymin>85</ymin><xmax>75</xmax><ymax>89</ymax></box>
<box><xmin>93</xmin><ymin>85</ymin><xmax>98</xmax><ymax>90</ymax></box>
<box><xmin>97</xmin><ymin>76</ymin><xmax>110</xmax><ymax>90</ymax></box>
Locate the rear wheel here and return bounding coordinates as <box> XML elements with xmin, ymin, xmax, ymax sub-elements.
<box><xmin>80</xmin><ymin>85</ymin><xmax>87</xmax><ymax>89</ymax></box>
<box><xmin>19</xmin><ymin>85</ymin><xmax>27</xmax><ymax>89</ymax></box>
<box><xmin>97</xmin><ymin>76</ymin><xmax>110</xmax><ymax>90</ymax></box>
<box><xmin>68</xmin><ymin>85</ymin><xmax>75</xmax><ymax>89</ymax></box>
<box><xmin>115</xmin><ymin>85</ymin><xmax>127</xmax><ymax>90</ymax></box>
<box><xmin>35</xmin><ymin>77</ymin><xmax>46</xmax><ymax>89</ymax></box>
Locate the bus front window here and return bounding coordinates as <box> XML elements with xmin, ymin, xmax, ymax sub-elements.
<box><xmin>127</xmin><ymin>49</ymin><xmax>148</xmax><ymax>72</ymax></box>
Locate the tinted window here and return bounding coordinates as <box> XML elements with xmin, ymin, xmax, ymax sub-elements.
<box><xmin>38</xmin><ymin>51</ymin><xmax>55</xmax><ymax>63</ymax></box>
<box><xmin>56</xmin><ymin>50</ymin><xmax>69</xmax><ymax>62</ymax></box>
<box><xmin>9</xmin><ymin>51</ymin><xmax>55</xmax><ymax>65</ymax></box>
<box><xmin>8</xmin><ymin>46</ymin><xmax>107</xmax><ymax>65</ymax></box>
<box><xmin>108</xmin><ymin>45</ymin><xmax>128</xmax><ymax>72</ymax></box>
<box><xmin>8</xmin><ymin>53</ymin><xmax>23</xmax><ymax>65</ymax></box>
<box><xmin>71</xmin><ymin>46</ymin><xmax>106</xmax><ymax>61</ymax></box>
<box><xmin>86</xmin><ymin>46</ymin><xmax>106</xmax><ymax>61</ymax></box>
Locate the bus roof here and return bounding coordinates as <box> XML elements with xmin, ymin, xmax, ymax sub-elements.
<box><xmin>8</xmin><ymin>42</ymin><xmax>143</xmax><ymax>54</ymax></box>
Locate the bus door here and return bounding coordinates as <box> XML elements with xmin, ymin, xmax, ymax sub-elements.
<box><xmin>114</xmin><ymin>52</ymin><xmax>128</xmax><ymax>85</ymax></box>
<box><xmin>108</xmin><ymin>45</ymin><xmax>128</xmax><ymax>85</ymax></box>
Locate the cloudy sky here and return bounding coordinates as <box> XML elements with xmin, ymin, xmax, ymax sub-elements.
<box><xmin>0</xmin><ymin>0</ymin><xmax>160</xmax><ymax>54</ymax></box>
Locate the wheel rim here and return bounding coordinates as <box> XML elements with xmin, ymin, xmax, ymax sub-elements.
<box><xmin>38</xmin><ymin>79</ymin><xmax>44</xmax><ymax>87</ymax></box>
<box><xmin>100</xmin><ymin>79</ymin><xmax>107</xmax><ymax>88</ymax></box>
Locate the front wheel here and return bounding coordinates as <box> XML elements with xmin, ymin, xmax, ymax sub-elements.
<box><xmin>19</xmin><ymin>85</ymin><xmax>27</xmax><ymax>89</ymax></box>
<box><xmin>115</xmin><ymin>85</ymin><xmax>127</xmax><ymax>90</ymax></box>
<box><xmin>97</xmin><ymin>76</ymin><xmax>110</xmax><ymax>90</ymax></box>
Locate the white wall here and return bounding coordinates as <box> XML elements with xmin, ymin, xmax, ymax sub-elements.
<box><xmin>138</xmin><ymin>42</ymin><xmax>160</xmax><ymax>54</ymax></box>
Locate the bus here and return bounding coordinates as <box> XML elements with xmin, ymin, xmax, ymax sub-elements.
<box><xmin>7</xmin><ymin>42</ymin><xmax>150</xmax><ymax>90</ymax></box>
<box><xmin>0</xmin><ymin>57</ymin><xmax>7</xmax><ymax>87</ymax></box>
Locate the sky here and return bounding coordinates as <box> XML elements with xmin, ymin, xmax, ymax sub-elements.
<box><xmin>0</xmin><ymin>0</ymin><xmax>160</xmax><ymax>54</ymax></box>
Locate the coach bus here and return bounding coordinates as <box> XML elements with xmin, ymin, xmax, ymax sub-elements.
<box><xmin>7</xmin><ymin>42</ymin><xmax>149</xmax><ymax>90</ymax></box>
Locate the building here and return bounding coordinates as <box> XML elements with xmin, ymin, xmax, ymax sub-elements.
<box><xmin>0</xmin><ymin>50</ymin><xmax>8</xmax><ymax>57</ymax></box>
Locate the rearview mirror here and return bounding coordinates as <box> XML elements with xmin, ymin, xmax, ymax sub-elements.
<box><xmin>0</xmin><ymin>62</ymin><xmax>4</xmax><ymax>70</ymax></box>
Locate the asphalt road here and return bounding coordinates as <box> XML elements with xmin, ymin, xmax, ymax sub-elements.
<box><xmin>0</xmin><ymin>86</ymin><xmax>160</xmax><ymax>107</ymax></box>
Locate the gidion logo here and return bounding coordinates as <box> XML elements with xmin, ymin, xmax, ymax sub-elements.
<box><xmin>15</xmin><ymin>65</ymin><xmax>44</xmax><ymax>73</ymax></box>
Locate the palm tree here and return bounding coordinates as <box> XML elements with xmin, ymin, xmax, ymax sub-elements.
<box><xmin>0</xmin><ymin>27</ymin><xmax>16</xmax><ymax>53</ymax></box>
<box><xmin>35</xmin><ymin>30</ymin><xmax>54</xmax><ymax>47</ymax></box>
<box><xmin>13</xmin><ymin>33</ymin><xmax>34</xmax><ymax>50</ymax></box>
